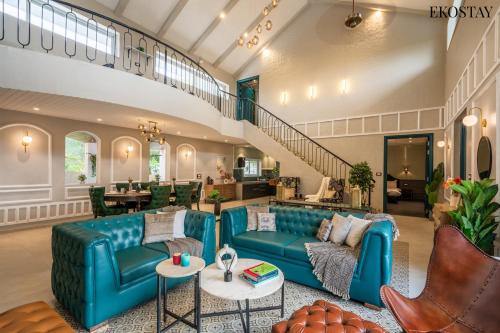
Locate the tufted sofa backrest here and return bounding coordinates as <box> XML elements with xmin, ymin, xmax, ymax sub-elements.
<box><xmin>77</xmin><ymin>211</ymin><xmax>151</xmax><ymax>251</ymax></box>
<box><xmin>269</xmin><ymin>206</ymin><xmax>365</xmax><ymax>237</ymax></box>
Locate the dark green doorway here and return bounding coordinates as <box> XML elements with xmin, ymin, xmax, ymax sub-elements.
<box><xmin>237</xmin><ymin>76</ymin><xmax>259</xmax><ymax>124</ymax></box>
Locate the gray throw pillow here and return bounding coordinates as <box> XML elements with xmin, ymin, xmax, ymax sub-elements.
<box><xmin>246</xmin><ymin>205</ymin><xmax>269</xmax><ymax>231</ymax></box>
<box><xmin>257</xmin><ymin>212</ymin><xmax>276</xmax><ymax>231</ymax></box>
<box><xmin>142</xmin><ymin>212</ymin><xmax>175</xmax><ymax>245</ymax></box>
<box><xmin>316</xmin><ymin>218</ymin><xmax>333</xmax><ymax>242</ymax></box>
<box><xmin>328</xmin><ymin>213</ymin><xmax>352</xmax><ymax>245</ymax></box>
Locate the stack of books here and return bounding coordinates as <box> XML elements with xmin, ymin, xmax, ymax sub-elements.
<box><xmin>240</xmin><ymin>262</ymin><xmax>279</xmax><ymax>287</ymax></box>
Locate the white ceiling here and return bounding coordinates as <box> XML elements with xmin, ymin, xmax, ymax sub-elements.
<box><xmin>0</xmin><ymin>88</ymin><xmax>246</xmax><ymax>144</ymax></box>
<box><xmin>324</xmin><ymin>0</ymin><xmax>451</xmax><ymax>12</ymax></box>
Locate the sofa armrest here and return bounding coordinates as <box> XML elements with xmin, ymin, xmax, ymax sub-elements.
<box><xmin>184</xmin><ymin>210</ymin><xmax>216</xmax><ymax>265</ymax></box>
<box><xmin>220</xmin><ymin>206</ymin><xmax>248</xmax><ymax>248</ymax></box>
<box><xmin>51</xmin><ymin>223</ymin><xmax>120</xmax><ymax>327</ymax></box>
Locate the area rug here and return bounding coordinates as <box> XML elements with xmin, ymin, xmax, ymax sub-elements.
<box><xmin>57</xmin><ymin>241</ymin><xmax>409</xmax><ymax>332</ymax></box>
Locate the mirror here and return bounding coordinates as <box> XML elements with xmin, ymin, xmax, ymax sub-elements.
<box><xmin>477</xmin><ymin>136</ymin><xmax>492</xmax><ymax>179</ymax></box>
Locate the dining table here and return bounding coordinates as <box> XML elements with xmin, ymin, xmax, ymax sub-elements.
<box><xmin>104</xmin><ymin>191</ymin><xmax>152</xmax><ymax>211</ymax></box>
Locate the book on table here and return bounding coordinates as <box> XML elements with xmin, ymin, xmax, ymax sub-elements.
<box><xmin>243</xmin><ymin>262</ymin><xmax>278</xmax><ymax>282</ymax></box>
<box><xmin>240</xmin><ymin>273</ymin><xmax>278</xmax><ymax>287</ymax></box>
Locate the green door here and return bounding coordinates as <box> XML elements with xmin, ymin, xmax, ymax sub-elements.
<box><xmin>237</xmin><ymin>77</ymin><xmax>258</xmax><ymax>124</ymax></box>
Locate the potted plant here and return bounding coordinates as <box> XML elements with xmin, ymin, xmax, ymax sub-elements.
<box><xmin>444</xmin><ymin>177</ymin><xmax>462</xmax><ymax>208</ymax></box>
<box><xmin>447</xmin><ymin>179</ymin><xmax>499</xmax><ymax>254</ymax></box>
<box><xmin>154</xmin><ymin>174</ymin><xmax>160</xmax><ymax>184</ymax></box>
<box><xmin>208</xmin><ymin>189</ymin><xmax>224</xmax><ymax>215</ymax></box>
<box><xmin>425</xmin><ymin>162</ymin><xmax>444</xmax><ymax>217</ymax></box>
<box><xmin>348</xmin><ymin>161</ymin><xmax>374</xmax><ymax>206</ymax></box>
<box><xmin>78</xmin><ymin>174</ymin><xmax>87</xmax><ymax>184</ymax></box>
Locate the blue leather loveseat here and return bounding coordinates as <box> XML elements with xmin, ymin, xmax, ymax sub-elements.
<box><xmin>220</xmin><ymin>206</ymin><xmax>392</xmax><ymax>307</ymax></box>
<box><xmin>52</xmin><ymin>209</ymin><xmax>216</xmax><ymax>329</ymax></box>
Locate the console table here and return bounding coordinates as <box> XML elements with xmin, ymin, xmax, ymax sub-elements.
<box><xmin>269</xmin><ymin>198</ymin><xmax>372</xmax><ymax>213</ymax></box>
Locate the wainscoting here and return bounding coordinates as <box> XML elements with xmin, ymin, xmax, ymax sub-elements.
<box><xmin>0</xmin><ymin>200</ymin><xmax>92</xmax><ymax>225</ymax></box>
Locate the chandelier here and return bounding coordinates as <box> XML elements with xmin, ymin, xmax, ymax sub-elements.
<box><xmin>237</xmin><ymin>0</ymin><xmax>278</xmax><ymax>49</ymax></box>
<box><xmin>138</xmin><ymin>121</ymin><xmax>166</xmax><ymax>145</ymax></box>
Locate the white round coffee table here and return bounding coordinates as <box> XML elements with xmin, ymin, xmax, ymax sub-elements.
<box><xmin>155</xmin><ymin>257</ymin><xmax>205</xmax><ymax>333</ymax></box>
<box><xmin>200</xmin><ymin>258</ymin><xmax>285</xmax><ymax>333</ymax></box>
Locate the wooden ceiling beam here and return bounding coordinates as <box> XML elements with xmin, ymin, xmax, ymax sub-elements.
<box><xmin>157</xmin><ymin>0</ymin><xmax>190</xmax><ymax>37</ymax></box>
<box><xmin>114</xmin><ymin>0</ymin><xmax>130</xmax><ymax>16</ymax></box>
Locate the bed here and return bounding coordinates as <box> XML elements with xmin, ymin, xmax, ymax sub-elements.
<box><xmin>386</xmin><ymin>178</ymin><xmax>402</xmax><ymax>203</ymax></box>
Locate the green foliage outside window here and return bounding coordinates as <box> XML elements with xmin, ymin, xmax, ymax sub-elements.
<box><xmin>65</xmin><ymin>137</ymin><xmax>85</xmax><ymax>174</ymax></box>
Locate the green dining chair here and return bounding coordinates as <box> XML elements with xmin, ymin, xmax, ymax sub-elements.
<box><xmin>115</xmin><ymin>183</ymin><xmax>130</xmax><ymax>192</ymax></box>
<box><xmin>174</xmin><ymin>184</ymin><xmax>193</xmax><ymax>209</ymax></box>
<box><xmin>89</xmin><ymin>186</ymin><xmax>128</xmax><ymax>218</ymax></box>
<box><xmin>189</xmin><ymin>181</ymin><xmax>202</xmax><ymax>210</ymax></box>
<box><xmin>142</xmin><ymin>185</ymin><xmax>171</xmax><ymax>210</ymax></box>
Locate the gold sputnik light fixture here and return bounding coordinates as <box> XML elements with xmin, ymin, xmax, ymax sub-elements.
<box><xmin>138</xmin><ymin>121</ymin><xmax>167</xmax><ymax>144</ymax></box>
<box><xmin>238</xmin><ymin>1</ymin><xmax>277</xmax><ymax>48</ymax></box>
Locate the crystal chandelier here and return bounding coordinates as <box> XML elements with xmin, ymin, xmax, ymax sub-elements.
<box><xmin>237</xmin><ymin>0</ymin><xmax>278</xmax><ymax>49</ymax></box>
<box><xmin>138</xmin><ymin>121</ymin><xmax>166</xmax><ymax>145</ymax></box>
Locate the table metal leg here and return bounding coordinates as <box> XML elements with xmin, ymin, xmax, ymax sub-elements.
<box><xmin>236</xmin><ymin>301</ymin><xmax>247</xmax><ymax>333</ymax></box>
<box><xmin>156</xmin><ymin>275</ymin><xmax>161</xmax><ymax>333</ymax></box>
<box><xmin>281</xmin><ymin>283</ymin><xmax>285</xmax><ymax>318</ymax></box>
<box><xmin>195</xmin><ymin>272</ymin><xmax>201</xmax><ymax>332</ymax></box>
<box><xmin>246</xmin><ymin>299</ymin><xmax>250</xmax><ymax>333</ymax></box>
<box><xmin>163</xmin><ymin>278</ymin><xmax>167</xmax><ymax>322</ymax></box>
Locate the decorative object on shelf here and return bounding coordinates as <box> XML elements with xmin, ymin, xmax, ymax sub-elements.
<box><xmin>348</xmin><ymin>162</ymin><xmax>374</xmax><ymax>206</ymax></box>
<box><xmin>345</xmin><ymin>0</ymin><xmax>363</xmax><ymax>29</ymax></box>
<box><xmin>180</xmin><ymin>252</ymin><xmax>191</xmax><ymax>267</ymax></box>
<box><xmin>351</xmin><ymin>185</ymin><xmax>361</xmax><ymax>208</ymax></box>
<box><xmin>206</xmin><ymin>176</ymin><xmax>214</xmax><ymax>185</ymax></box>
<box><xmin>425</xmin><ymin>162</ymin><xmax>444</xmax><ymax>213</ymax></box>
<box><xmin>21</xmin><ymin>131</ymin><xmax>32</xmax><ymax>153</ymax></box>
<box><xmin>138</xmin><ymin>120</ymin><xmax>166</xmax><ymax>144</ymax></box>
<box><xmin>78</xmin><ymin>174</ymin><xmax>87</xmax><ymax>184</ymax></box>
<box><xmin>447</xmin><ymin>178</ymin><xmax>499</xmax><ymax>254</ymax></box>
<box><xmin>444</xmin><ymin>177</ymin><xmax>462</xmax><ymax>209</ymax></box>
<box><xmin>216</xmin><ymin>244</ymin><xmax>238</xmax><ymax>282</ymax></box>
<box><xmin>126</xmin><ymin>144</ymin><xmax>133</xmax><ymax>158</ymax></box>
<box><xmin>128</xmin><ymin>177</ymin><xmax>133</xmax><ymax>192</ymax></box>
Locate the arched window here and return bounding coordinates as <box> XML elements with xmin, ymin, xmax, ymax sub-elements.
<box><xmin>65</xmin><ymin>131</ymin><xmax>99</xmax><ymax>184</ymax></box>
<box><xmin>149</xmin><ymin>141</ymin><xmax>170</xmax><ymax>181</ymax></box>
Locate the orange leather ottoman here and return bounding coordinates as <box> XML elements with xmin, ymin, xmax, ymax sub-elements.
<box><xmin>272</xmin><ymin>300</ymin><xmax>387</xmax><ymax>333</ymax></box>
<box><xmin>0</xmin><ymin>301</ymin><xmax>74</xmax><ymax>333</ymax></box>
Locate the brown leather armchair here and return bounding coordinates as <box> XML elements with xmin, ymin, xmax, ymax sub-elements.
<box><xmin>381</xmin><ymin>225</ymin><xmax>500</xmax><ymax>333</ymax></box>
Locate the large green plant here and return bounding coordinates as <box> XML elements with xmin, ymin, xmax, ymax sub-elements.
<box><xmin>349</xmin><ymin>162</ymin><xmax>374</xmax><ymax>194</ymax></box>
<box><xmin>448</xmin><ymin>179</ymin><xmax>499</xmax><ymax>252</ymax></box>
<box><xmin>425</xmin><ymin>162</ymin><xmax>444</xmax><ymax>207</ymax></box>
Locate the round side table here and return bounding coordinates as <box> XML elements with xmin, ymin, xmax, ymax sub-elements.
<box><xmin>155</xmin><ymin>257</ymin><xmax>205</xmax><ymax>333</ymax></box>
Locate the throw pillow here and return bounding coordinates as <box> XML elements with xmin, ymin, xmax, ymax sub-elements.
<box><xmin>329</xmin><ymin>213</ymin><xmax>352</xmax><ymax>245</ymax></box>
<box><xmin>257</xmin><ymin>212</ymin><xmax>276</xmax><ymax>231</ymax></box>
<box><xmin>246</xmin><ymin>205</ymin><xmax>269</xmax><ymax>231</ymax></box>
<box><xmin>158</xmin><ymin>207</ymin><xmax>186</xmax><ymax>238</ymax></box>
<box><xmin>387</xmin><ymin>180</ymin><xmax>398</xmax><ymax>189</ymax></box>
<box><xmin>345</xmin><ymin>215</ymin><xmax>372</xmax><ymax>248</ymax></box>
<box><xmin>142</xmin><ymin>213</ymin><xmax>175</xmax><ymax>245</ymax></box>
<box><xmin>316</xmin><ymin>218</ymin><xmax>333</xmax><ymax>241</ymax></box>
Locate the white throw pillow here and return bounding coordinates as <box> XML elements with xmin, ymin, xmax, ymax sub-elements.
<box><xmin>257</xmin><ymin>212</ymin><xmax>276</xmax><ymax>231</ymax></box>
<box><xmin>345</xmin><ymin>215</ymin><xmax>372</xmax><ymax>248</ymax></box>
<box><xmin>158</xmin><ymin>209</ymin><xmax>186</xmax><ymax>238</ymax></box>
<box><xmin>387</xmin><ymin>180</ymin><xmax>398</xmax><ymax>189</ymax></box>
<box><xmin>329</xmin><ymin>213</ymin><xmax>352</xmax><ymax>245</ymax></box>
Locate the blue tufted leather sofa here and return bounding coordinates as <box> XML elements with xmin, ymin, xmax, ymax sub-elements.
<box><xmin>220</xmin><ymin>206</ymin><xmax>393</xmax><ymax>307</ymax></box>
<box><xmin>51</xmin><ymin>209</ymin><xmax>215</xmax><ymax>329</ymax></box>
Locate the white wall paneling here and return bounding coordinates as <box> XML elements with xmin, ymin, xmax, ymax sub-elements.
<box><xmin>0</xmin><ymin>200</ymin><xmax>92</xmax><ymax>225</ymax></box>
<box><xmin>175</xmin><ymin>143</ymin><xmax>197</xmax><ymax>181</ymax></box>
<box><xmin>0</xmin><ymin>188</ymin><xmax>52</xmax><ymax>205</ymax></box>
<box><xmin>64</xmin><ymin>186</ymin><xmax>91</xmax><ymax>200</ymax></box>
<box><xmin>110</xmin><ymin>136</ymin><xmax>143</xmax><ymax>182</ymax></box>
<box><xmin>292</xmin><ymin>107</ymin><xmax>445</xmax><ymax>139</ymax></box>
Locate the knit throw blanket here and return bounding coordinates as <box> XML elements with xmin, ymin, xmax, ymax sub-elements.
<box><xmin>305</xmin><ymin>242</ymin><xmax>360</xmax><ymax>300</ymax></box>
<box><xmin>165</xmin><ymin>237</ymin><xmax>204</xmax><ymax>258</ymax></box>
<box><xmin>364</xmin><ymin>213</ymin><xmax>400</xmax><ymax>240</ymax></box>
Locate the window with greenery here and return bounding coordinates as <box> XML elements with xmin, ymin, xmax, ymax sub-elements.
<box><xmin>65</xmin><ymin>132</ymin><xmax>98</xmax><ymax>184</ymax></box>
<box><xmin>244</xmin><ymin>158</ymin><xmax>261</xmax><ymax>177</ymax></box>
<box><xmin>149</xmin><ymin>142</ymin><xmax>168</xmax><ymax>181</ymax></box>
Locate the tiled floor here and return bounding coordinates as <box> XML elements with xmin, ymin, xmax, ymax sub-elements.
<box><xmin>0</xmin><ymin>197</ymin><xmax>434</xmax><ymax>313</ymax></box>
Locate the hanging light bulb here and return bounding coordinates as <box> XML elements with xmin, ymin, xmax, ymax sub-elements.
<box><xmin>265</xmin><ymin>20</ymin><xmax>272</xmax><ymax>30</ymax></box>
<box><xmin>252</xmin><ymin>35</ymin><xmax>259</xmax><ymax>45</ymax></box>
<box><xmin>272</xmin><ymin>0</ymin><xmax>278</xmax><ymax>7</ymax></box>
<box><xmin>256</xmin><ymin>24</ymin><xmax>262</xmax><ymax>34</ymax></box>
<box><xmin>238</xmin><ymin>36</ymin><xmax>244</xmax><ymax>46</ymax></box>
<box><xmin>247</xmin><ymin>41</ymin><xmax>253</xmax><ymax>49</ymax></box>
<box><xmin>263</xmin><ymin>6</ymin><xmax>270</xmax><ymax>16</ymax></box>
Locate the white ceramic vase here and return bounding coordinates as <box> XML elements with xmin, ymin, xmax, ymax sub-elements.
<box><xmin>216</xmin><ymin>244</ymin><xmax>238</xmax><ymax>271</ymax></box>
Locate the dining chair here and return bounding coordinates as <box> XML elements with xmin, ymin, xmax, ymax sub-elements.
<box><xmin>88</xmin><ymin>186</ymin><xmax>128</xmax><ymax>218</ymax></box>
<box><xmin>189</xmin><ymin>181</ymin><xmax>202</xmax><ymax>210</ymax></box>
<box><xmin>142</xmin><ymin>185</ymin><xmax>171</xmax><ymax>210</ymax></box>
<box><xmin>174</xmin><ymin>184</ymin><xmax>194</xmax><ymax>209</ymax></box>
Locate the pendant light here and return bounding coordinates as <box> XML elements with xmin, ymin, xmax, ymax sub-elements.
<box><xmin>345</xmin><ymin>0</ymin><xmax>363</xmax><ymax>29</ymax></box>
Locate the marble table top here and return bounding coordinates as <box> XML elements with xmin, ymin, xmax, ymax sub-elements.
<box><xmin>156</xmin><ymin>257</ymin><xmax>205</xmax><ymax>278</ymax></box>
<box><xmin>200</xmin><ymin>258</ymin><xmax>284</xmax><ymax>301</ymax></box>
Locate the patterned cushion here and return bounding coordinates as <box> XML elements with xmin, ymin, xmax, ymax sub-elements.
<box><xmin>316</xmin><ymin>219</ymin><xmax>333</xmax><ymax>241</ymax></box>
<box><xmin>142</xmin><ymin>213</ymin><xmax>175</xmax><ymax>245</ymax></box>
<box><xmin>345</xmin><ymin>215</ymin><xmax>372</xmax><ymax>248</ymax></box>
<box><xmin>257</xmin><ymin>212</ymin><xmax>276</xmax><ymax>232</ymax></box>
<box><xmin>246</xmin><ymin>205</ymin><xmax>269</xmax><ymax>231</ymax></box>
<box><xmin>329</xmin><ymin>213</ymin><xmax>351</xmax><ymax>245</ymax></box>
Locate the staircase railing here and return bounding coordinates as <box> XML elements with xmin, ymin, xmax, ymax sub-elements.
<box><xmin>0</xmin><ymin>0</ymin><xmax>372</xmax><ymax>206</ymax></box>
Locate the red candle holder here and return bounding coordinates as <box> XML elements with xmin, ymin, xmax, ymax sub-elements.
<box><xmin>172</xmin><ymin>253</ymin><xmax>181</xmax><ymax>265</ymax></box>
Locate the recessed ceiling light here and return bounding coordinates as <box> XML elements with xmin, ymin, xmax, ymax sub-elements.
<box><xmin>33</xmin><ymin>107</ymin><xmax>40</xmax><ymax>111</ymax></box>
<box><xmin>97</xmin><ymin>118</ymin><xmax>103</xmax><ymax>122</ymax></box>
<box><xmin>262</xmin><ymin>48</ymin><xmax>270</xmax><ymax>57</ymax></box>
<box><xmin>224</xmin><ymin>139</ymin><xmax>228</xmax><ymax>143</ymax></box>
<box><xmin>203</xmin><ymin>135</ymin><xmax>207</xmax><ymax>139</ymax></box>
<box><xmin>219</xmin><ymin>12</ymin><xmax>225</xmax><ymax>19</ymax></box>
<box><xmin>243</xmin><ymin>32</ymin><xmax>248</xmax><ymax>38</ymax></box>
<box><xmin>176</xmin><ymin>131</ymin><xmax>181</xmax><ymax>135</ymax></box>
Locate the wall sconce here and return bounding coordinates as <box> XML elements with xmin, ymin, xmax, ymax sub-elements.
<box><xmin>403</xmin><ymin>166</ymin><xmax>409</xmax><ymax>175</ymax></box>
<box><xmin>126</xmin><ymin>144</ymin><xmax>134</xmax><ymax>158</ymax></box>
<box><xmin>436</xmin><ymin>140</ymin><xmax>445</xmax><ymax>148</ymax></box>
<box><xmin>22</xmin><ymin>132</ymin><xmax>32</xmax><ymax>153</ymax></box>
<box><xmin>308</xmin><ymin>85</ymin><xmax>317</xmax><ymax>100</ymax></box>
<box><xmin>184</xmin><ymin>149</ymin><xmax>192</xmax><ymax>160</ymax></box>
<box><xmin>280</xmin><ymin>91</ymin><xmax>289</xmax><ymax>105</ymax></box>
<box><xmin>462</xmin><ymin>107</ymin><xmax>487</xmax><ymax>131</ymax></box>
<box><xmin>340</xmin><ymin>79</ymin><xmax>350</xmax><ymax>94</ymax></box>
